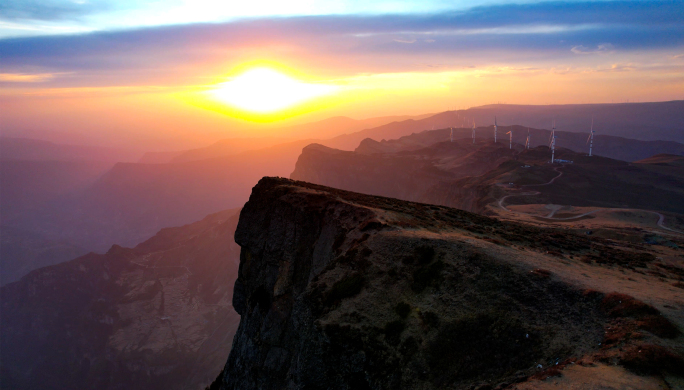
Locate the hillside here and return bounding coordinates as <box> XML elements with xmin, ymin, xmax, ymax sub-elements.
<box><xmin>211</xmin><ymin>177</ymin><xmax>684</xmax><ymax>389</ymax></box>
<box><xmin>635</xmin><ymin>154</ymin><xmax>684</xmax><ymax>168</ymax></box>
<box><xmin>291</xmin><ymin>139</ymin><xmax>515</xmax><ymax>203</ymax></box>
<box><xmin>0</xmin><ymin>209</ymin><xmax>242</xmax><ymax>390</ymax></box>
<box><xmin>425</xmin><ymin>147</ymin><xmax>684</xmax><ymax>216</ymax></box>
<box><xmin>292</xmin><ymin>140</ymin><xmax>684</xmax><ymax>217</ymax></box>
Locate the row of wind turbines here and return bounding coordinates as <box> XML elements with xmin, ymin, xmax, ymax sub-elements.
<box><xmin>449</xmin><ymin>115</ymin><xmax>597</xmax><ymax>163</ymax></box>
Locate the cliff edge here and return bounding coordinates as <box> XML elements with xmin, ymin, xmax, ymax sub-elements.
<box><xmin>213</xmin><ymin>177</ymin><xmax>683</xmax><ymax>390</ymax></box>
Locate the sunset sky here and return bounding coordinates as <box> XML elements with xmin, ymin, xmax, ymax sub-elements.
<box><xmin>1</xmin><ymin>0</ymin><xmax>683</xmax><ymax>150</ymax></box>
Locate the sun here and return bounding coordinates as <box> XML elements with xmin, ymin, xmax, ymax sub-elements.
<box><xmin>210</xmin><ymin>68</ymin><xmax>338</xmax><ymax>114</ymax></box>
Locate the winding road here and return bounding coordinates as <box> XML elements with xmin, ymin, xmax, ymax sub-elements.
<box><xmin>497</xmin><ymin>165</ymin><xmax>683</xmax><ymax>235</ymax></box>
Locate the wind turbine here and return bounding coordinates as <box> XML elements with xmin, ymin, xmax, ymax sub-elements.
<box><xmin>472</xmin><ymin>120</ymin><xmax>476</xmax><ymax>144</ymax></box>
<box><xmin>506</xmin><ymin>130</ymin><xmax>513</xmax><ymax>149</ymax></box>
<box><xmin>494</xmin><ymin>116</ymin><xmax>498</xmax><ymax>143</ymax></box>
<box><xmin>549</xmin><ymin>120</ymin><xmax>557</xmax><ymax>163</ymax></box>
<box><xmin>525</xmin><ymin>128</ymin><xmax>530</xmax><ymax>149</ymax></box>
<box><xmin>587</xmin><ymin>117</ymin><xmax>595</xmax><ymax>156</ymax></box>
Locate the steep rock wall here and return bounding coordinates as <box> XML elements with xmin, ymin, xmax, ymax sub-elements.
<box><xmin>214</xmin><ymin>177</ymin><xmax>647</xmax><ymax>390</ymax></box>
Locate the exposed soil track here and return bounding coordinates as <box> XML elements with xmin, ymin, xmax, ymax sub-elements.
<box><xmin>498</xmin><ymin>165</ymin><xmax>683</xmax><ymax>235</ymax></box>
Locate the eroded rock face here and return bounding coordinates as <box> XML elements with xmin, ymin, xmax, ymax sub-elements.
<box><xmin>1</xmin><ymin>209</ymin><xmax>242</xmax><ymax>390</ymax></box>
<box><xmin>214</xmin><ymin>177</ymin><xmax>631</xmax><ymax>390</ymax></box>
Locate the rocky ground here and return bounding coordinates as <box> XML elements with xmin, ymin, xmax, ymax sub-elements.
<box><xmin>211</xmin><ymin>177</ymin><xmax>684</xmax><ymax>390</ymax></box>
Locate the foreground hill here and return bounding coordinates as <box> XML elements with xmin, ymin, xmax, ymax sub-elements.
<box><xmin>212</xmin><ymin>177</ymin><xmax>683</xmax><ymax>389</ymax></box>
<box><xmin>1</xmin><ymin>209</ymin><xmax>242</xmax><ymax>390</ymax></box>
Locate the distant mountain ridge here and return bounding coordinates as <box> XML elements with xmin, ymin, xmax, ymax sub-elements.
<box><xmin>0</xmin><ymin>137</ymin><xmax>139</xmax><ymax>162</ymax></box>
<box><xmin>354</xmin><ymin>125</ymin><xmax>684</xmax><ymax>162</ymax></box>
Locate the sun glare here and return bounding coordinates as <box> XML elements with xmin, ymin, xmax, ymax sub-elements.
<box><xmin>210</xmin><ymin>68</ymin><xmax>338</xmax><ymax>114</ymax></box>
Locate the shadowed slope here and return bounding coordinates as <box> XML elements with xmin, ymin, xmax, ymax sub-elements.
<box><xmin>212</xmin><ymin>177</ymin><xmax>683</xmax><ymax>390</ymax></box>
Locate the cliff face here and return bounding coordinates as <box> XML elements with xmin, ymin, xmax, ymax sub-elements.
<box><xmin>215</xmin><ymin>177</ymin><xmax>683</xmax><ymax>389</ymax></box>
<box><xmin>1</xmin><ymin>209</ymin><xmax>243</xmax><ymax>390</ymax></box>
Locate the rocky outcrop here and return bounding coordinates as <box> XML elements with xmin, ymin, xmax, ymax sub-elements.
<box><xmin>214</xmin><ymin>177</ymin><xmax>683</xmax><ymax>389</ymax></box>
<box><xmin>0</xmin><ymin>209</ymin><xmax>243</xmax><ymax>390</ymax></box>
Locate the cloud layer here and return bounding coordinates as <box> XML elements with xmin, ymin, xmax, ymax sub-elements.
<box><xmin>0</xmin><ymin>1</ymin><xmax>682</xmax><ymax>88</ymax></box>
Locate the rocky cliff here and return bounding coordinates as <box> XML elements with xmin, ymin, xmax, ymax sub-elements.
<box><xmin>213</xmin><ymin>177</ymin><xmax>683</xmax><ymax>390</ymax></box>
<box><xmin>1</xmin><ymin>209</ymin><xmax>243</xmax><ymax>390</ymax></box>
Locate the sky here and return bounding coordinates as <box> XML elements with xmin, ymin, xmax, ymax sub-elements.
<box><xmin>1</xmin><ymin>0</ymin><xmax>683</xmax><ymax>149</ymax></box>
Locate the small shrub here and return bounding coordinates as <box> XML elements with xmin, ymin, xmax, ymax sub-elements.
<box><xmin>395</xmin><ymin>302</ymin><xmax>411</xmax><ymax>318</ymax></box>
<box><xmin>427</xmin><ymin>313</ymin><xmax>537</xmax><ymax>384</ymax></box>
<box><xmin>601</xmin><ymin>293</ymin><xmax>659</xmax><ymax>318</ymax></box>
<box><xmin>326</xmin><ymin>274</ymin><xmax>364</xmax><ymax>306</ymax></box>
<box><xmin>638</xmin><ymin>315</ymin><xmax>680</xmax><ymax>338</ymax></box>
<box><xmin>416</xmin><ymin>246</ymin><xmax>435</xmax><ymax>264</ymax></box>
<box><xmin>420</xmin><ymin>311</ymin><xmax>440</xmax><ymax>328</ymax></box>
<box><xmin>412</xmin><ymin>261</ymin><xmax>444</xmax><ymax>293</ymax></box>
<box><xmin>399</xmin><ymin>336</ymin><xmax>419</xmax><ymax>358</ymax></box>
<box><xmin>385</xmin><ymin>320</ymin><xmax>405</xmax><ymax>345</ymax></box>
<box><xmin>620</xmin><ymin>344</ymin><xmax>684</xmax><ymax>376</ymax></box>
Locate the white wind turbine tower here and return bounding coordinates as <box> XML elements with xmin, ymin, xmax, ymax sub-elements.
<box><xmin>506</xmin><ymin>130</ymin><xmax>513</xmax><ymax>149</ymax></box>
<box><xmin>494</xmin><ymin>116</ymin><xmax>498</xmax><ymax>143</ymax></box>
<box><xmin>549</xmin><ymin>120</ymin><xmax>557</xmax><ymax>163</ymax></box>
<box><xmin>587</xmin><ymin>117</ymin><xmax>595</xmax><ymax>156</ymax></box>
<box><xmin>525</xmin><ymin>128</ymin><xmax>530</xmax><ymax>149</ymax></box>
<box><xmin>472</xmin><ymin>120</ymin><xmax>476</xmax><ymax>144</ymax></box>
